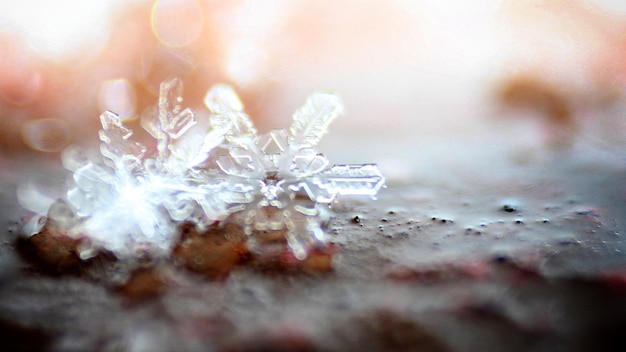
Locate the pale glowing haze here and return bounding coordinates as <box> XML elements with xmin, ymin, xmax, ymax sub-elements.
<box><xmin>0</xmin><ymin>0</ymin><xmax>123</xmax><ymax>59</ymax></box>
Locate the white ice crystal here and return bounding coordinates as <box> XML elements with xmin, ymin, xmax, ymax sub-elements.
<box><xmin>43</xmin><ymin>78</ymin><xmax>384</xmax><ymax>259</ymax></box>
<box><xmin>208</xmin><ymin>87</ymin><xmax>385</xmax><ymax>259</ymax></box>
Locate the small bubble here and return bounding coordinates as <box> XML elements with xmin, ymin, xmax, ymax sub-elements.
<box><xmin>514</xmin><ymin>219</ymin><xmax>524</xmax><ymax>225</ymax></box>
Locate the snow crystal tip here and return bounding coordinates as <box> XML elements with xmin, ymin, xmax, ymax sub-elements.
<box><xmin>290</xmin><ymin>91</ymin><xmax>344</xmax><ymax>147</ymax></box>
<box><xmin>204</xmin><ymin>84</ymin><xmax>244</xmax><ymax>114</ymax></box>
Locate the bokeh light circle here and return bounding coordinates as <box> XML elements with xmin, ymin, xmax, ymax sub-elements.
<box><xmin>20</xmin><ymin>118</ymin><xmax>72</xmax><ymax>152</ymax></box>
<box><xmin>151</xmin><ymin>0</ymin><xmax>204</xmax><ymax>47</ymax></box>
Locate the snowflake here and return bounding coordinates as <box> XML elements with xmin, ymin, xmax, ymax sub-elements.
<box><xmin>60</xmin><ymin>77</ymin><xmax>231</xmax><ymax>257</ymax></box>
<box><xmin>44</xmin><ymin>77</ymin><xmax>384</xmax><ymax>260</ymax></box>
<box><xmin>205</xmin><ymin>85</ymin><xmax>385</xmax><ymax>259</ymax></box>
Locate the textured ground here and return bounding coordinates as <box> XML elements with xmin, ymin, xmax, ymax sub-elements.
<box><xmin>1</xmin><ymin>134</ymin><xmax>626</xmax><ymax>351</ymax></box>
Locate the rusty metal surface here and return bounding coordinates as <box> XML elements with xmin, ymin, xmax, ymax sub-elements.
<box><xmin>1</xmin><ymin>144</ymin><xmax>625</xmax><ymax>351</ymax></box>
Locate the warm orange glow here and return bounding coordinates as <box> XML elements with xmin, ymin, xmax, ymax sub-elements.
<box><xmin>216</xmin><ymin>2</ymin><xmax>290</xmax><ymax>86</ymax></box>
<box><xmin>151</xmin><ymin>0</ymin><xmax>204</xmax><ymax>47</ymax></box>
<box><xmin>98</xmin><ymin>79</ymin><xmax>137</xmax><ymax>120</ymax></box>
<box><xmin>20</xmin><ymin>118</ymin><xmax>71</xmax><ymax>152</ymax></box>
<box><xmin>0</xmin><ymin>0</ymin><xmax>122</xmax><ymax>60</ymax></box>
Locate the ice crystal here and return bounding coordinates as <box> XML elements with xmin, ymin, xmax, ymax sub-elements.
<box><xmin>44</xmin><ymin>78</ymin><xmax>384</xmax><ymax>259</ymax></box>
<box><xmin>209</xmin><ymin>87</ymin><xmax>384</xmax><ymax>259</ymax></box>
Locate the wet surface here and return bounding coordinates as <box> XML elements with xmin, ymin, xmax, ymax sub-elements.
<box><xmin>1</xmin><ymin>134</ymin><xmax>626</xmax><ymax>351</ymax></box>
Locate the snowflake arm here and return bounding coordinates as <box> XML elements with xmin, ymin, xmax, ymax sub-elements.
<box><xmin>209</xmin><ymin>84</ymin><xmax>384</xmax><ymax>258</ymax></box>
<box><xmin>204</xmin><ymin>84</ymin><xmax>256</xmax><ymax>145</ymax></box>
<box><xmin>289</xmin><ymin>91</ymin><xmax>344</xmax><ymax>147</ymax></box>
<box><xmin>99</xmin><ymin>110</ymin><xmax>146</xmax><ymax>167</ymax></box>
<box><xmin>141</xmin><ymin>77</ymin><xmax>197</xmax><ymax>161</ymax></box>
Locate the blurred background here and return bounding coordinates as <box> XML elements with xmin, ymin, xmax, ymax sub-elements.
<box><xmin>1</xmin><ymin>0</ymin><xmax>625</xmax><ymax>185</ymax></box>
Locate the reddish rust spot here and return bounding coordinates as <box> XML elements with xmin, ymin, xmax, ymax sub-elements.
<box><xmin>172</xmin><ymin>222</ymin><xmax>250</xmax><ymax>279</ymax></box>
<box><xmin>116</xmin><ymin>267</ymin><xmax>167</xmax><ymax>302</ymax></box>
<box><xmin>252</xmin><ymin>243</ymin><xmax>337</xmax><ymax>274</ymax></box>
<box><xmin>387</xmin><ymin>260</ymin><xmax>492</xmax><ymax>283</ymax></box>
<box><xmin>173</xmin><ymin>219</ymin><xmax>337</xmax><ymax>275</ymax></box>
<box><xmin>455</xmin><ymin>260</ymin><xmax>491</xmax><ymax>280</ymax></box>
<box><xmin>18</xmin><ymin>230</ymin><xmax>83</xmax><ymax>274</ymax></box>
<box><xmin>386</xmin><ymin>266</ymin><xmax>442</xmax><ymax>283</ymax></box>
<box><xmin>16</xmin><ymin>221</ymin><xmax>115</xmax><ymax>275</ymax></box>
<box><xmin>496</xmin><ymin>74</ymin><xmax>579</xmax><ymax>147</ymax></box>
<box><xmin>283</xmin><ymin>243</ymin><xmax>337</xmax><ymax>274</ymax></box>
<box><xmin>497</xmin><ymin>75</ymin><xmax>572</xmax><ymax>125</ymax></box>
<box><xmin>254</xmin><ymin>229</ymin><xmax>288</xmax><ymax>244</ymax></box>
<box><xmin>598</xmin><ymin>271</ymin><xmax>626</xmax><ymax>293</ymax></box>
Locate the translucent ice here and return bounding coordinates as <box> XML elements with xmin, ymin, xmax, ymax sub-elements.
<box><xmin>39</xmin><ymin>78</ymin><xmax>384</xmax><ymax>260</ymax></box>
<box><xmin>59</xmin><ymin>79</ymin><xmax>230</xmax><ymax>256</ymax></box>
<box><xmin>209</xmin><ymin>87</ymin><xmax>385</xmax><ymax>259</ymax></box>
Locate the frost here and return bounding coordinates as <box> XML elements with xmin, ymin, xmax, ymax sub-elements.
<box><xmin>211</xmin><ymin>89</ymin><xmax>384</xmax><ymax>259</ymax></box>
<box><xmin>40</xmin><ymin>78</ymin><xmax>384</xmax><ymax>259</ymax></box>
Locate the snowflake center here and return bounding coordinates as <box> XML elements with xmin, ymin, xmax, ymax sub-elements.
<box><xmin>260</xmin><ymin>171</ymin><xmax>285</xmax><ymax>201</ymax></box>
